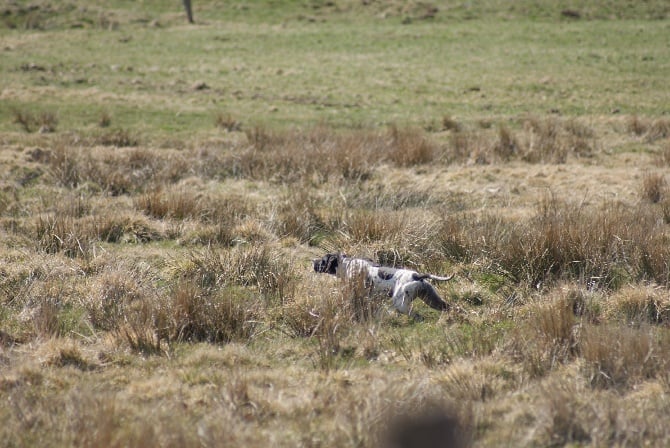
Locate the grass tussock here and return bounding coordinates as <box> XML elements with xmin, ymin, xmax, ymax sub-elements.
<box><xmin>35</xmin><ymin>215</ymin><xmax>96</xmax><ymax>258</ymax></box>
<box><xmin>33</xmin><ymin>212</ymin><xmax>162</xmax><ymax>257</ymax></box>
<box><xmin>579</xmin><ymin>324</ymin><xmax>668</xmax><ymax>388</ymax></box>
<box><xmin>135</xmin><ymin>187</ymin><xmax>202</xmax><ymax>220</ymax></box>
<box><xmin>93</xmin><ymin>128</ymin><xmax>139</xmax><ymax>147</ymax></box>
<box><xmin>626</xmin><ymin>115</ymin><xmax>670</xmax><ymax>142</ymax></box>
<box><xmin>214</xmin><ymin>112</ymin><xmax>242</xmax><ymax>132</ymax></box>
<box><xmin>272</xmin><ymin>189</ymin><xmax>324</xmax><ymax>244</ymax></box>
<box><xmin>641</xmin><ymin>172</ymin><xmax>667</xmax><ymax>203</ymax></box>
<box><xmin>12</xmin><ymin>108</ymin><xmax>58</xmax><ymax>133</ymax></box>
<box><xmin>233</xmin><ymin>124</ymin><xmax>445</xmax><ymax>184</ymax></box>
<box><xmin>443</xmin><ymin>117</ymin><xmax>596</xmax><ymax>164</ymax></box>
<box><xmin>520</xmin><ymin>116</ymin><xmax>595</xmax><ymax>163</ymax></box>
<box><xmin>506</xmin><ymin>296</ymin><xmax>578</xmax><ymax>378</ymax></box>
<box><xmin>387</xmin><ymin>125</ymin><xmax>436</xmax><ymax>166</ymax></box>
<box><xmin>236</xmin><ymin>125</ymin><xmax>379</xmax><ymax>183</ymax></box>
<box><xmin>45</xmin><ymin>140</ymin><xmax>188</xmax><ymax>193</ymax></box>
<box><xmin>438</xmin><ymin>196</ymin><xmax>670</xmax><ymax>288</ymax></box>
<box><xmin>174</xmin><ymin>245</ymin><xmax>296</xmax><ymax>303</ymax></box>
<box><xmin>535</xmin><ymin>380</ymin><xmax>592</xmax><ymax>446</ymax></box>
<box><xmin>603</xmin><ymin>285</ymin><xmax>670</xmax><ymax>325</ymax></box>
<box><xmin>166</xmin><ymin>280</ymin><xmax>264</xmax><ymax>344</ymax></box>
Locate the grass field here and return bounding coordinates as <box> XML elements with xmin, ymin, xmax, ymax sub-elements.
<box><xmin>1</xmin><ymin>1</ymin><xmax>670</xmax><ymax>446</ymax></box>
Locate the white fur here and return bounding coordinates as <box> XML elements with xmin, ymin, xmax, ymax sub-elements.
<box><xmin>313</xmin><ymin>253</ymin><xmax>454</xmax><ymax>316</ymax></box>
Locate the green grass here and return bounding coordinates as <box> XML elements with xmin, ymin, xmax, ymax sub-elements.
<box><xmin>2</xmin><ymin>1</ymin><xmax>669</xmax><ymax>138</ymax></box>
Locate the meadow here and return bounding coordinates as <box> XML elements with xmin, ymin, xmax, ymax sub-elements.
<box><xmin>1</xmin><ymin>1</ymin><xmax>670</xmax><ymax>446</ymax></box>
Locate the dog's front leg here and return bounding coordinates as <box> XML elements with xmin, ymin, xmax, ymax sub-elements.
<box><xmin>391</xmin><ymin>285</ymin><xmax>412</xmax><ymax>315</ymax></box>
<box><xmin>391</xmin><ymin>288</ymin><xmax>424</xmax><ymax>320</ymax></box>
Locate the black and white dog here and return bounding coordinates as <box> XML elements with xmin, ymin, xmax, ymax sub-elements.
<box><xmin>313</xmin><ymin>253</ymin><xmax>454</xmax><ymax>316</ymax></box>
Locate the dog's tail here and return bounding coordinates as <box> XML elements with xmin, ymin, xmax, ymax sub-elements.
<box><xmin>413</xmin><ymin>273</ymin><xmax>455</xmax><ymax>282</ymax></box>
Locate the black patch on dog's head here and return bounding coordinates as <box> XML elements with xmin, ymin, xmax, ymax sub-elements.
<box><xmin>313</xmin><ymin>253</ymin><xmax>339</xmax><ymax>275</ymax></box>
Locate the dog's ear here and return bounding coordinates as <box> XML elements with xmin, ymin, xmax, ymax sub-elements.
<box><xmin>325</xmin><ymin>254</ymin><xmax>339</xmax><ymax>275</ymax></box>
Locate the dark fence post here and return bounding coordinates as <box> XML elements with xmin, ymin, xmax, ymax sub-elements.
<box><xmin>183</xmin><ymin>0</ymin><xmax>194</xmax><ymax>23</ymax></box>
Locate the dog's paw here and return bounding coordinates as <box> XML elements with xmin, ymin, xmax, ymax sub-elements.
<box><xmin>411</xmin><ymin>313</ymin><xmax>425</xmax><ymax>322</ymax></box>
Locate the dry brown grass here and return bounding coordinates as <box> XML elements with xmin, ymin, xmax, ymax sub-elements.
<box><xmin>2</xmin><ymin>116</ymin><xmax>670</xmax><ymax>447</ymax></box>
<box><xmin>3</xmin><ymin>3</ymin><xmax>670</xmax><ymax>443</ymax></box>
<box><xmin>579</xmin><ymin>324</ymin><xmax>667</xmax><ymax>388</ymax></box>
<box><xmin>520</xmin><ymin>116</ymin><xmax>596</xmax><ymax>163</ymax></box>
<box><xmin>440</xmin><ymin>116</ymin><xmax>597</xmax><ymax>165</ymax></box>
<box><xmin>627</xmin><ymin>115</ymin><xmax>670</xmax><ymax>142</ymax></box>
<box><xmin>641</xmin><ymin>172</ymin><xmax>667</xmax><ymax>203</ymax></box>
<box><xmin>12</xmin><ymin>108</ymin><xmax>58</xmax><ymax>133</ymax></box>
<box><xmin>46</xmin><ymin>139</ymin><xmax>188</xmax><ymax>192</ymax></box>
<box><xmin>604</xmin><ymin>285</ymin><xmax>670</xmax><ymax>325</ymax></box>
<box><xmin>135</xmin><ymin>187</ymin><xmax>203</xmax><ymax>220</ymax></box>
<box><xmin>435</xmin><ymin>196</ymin><xmax>670</xmax><ymax>288</ymax></box>
<box><xmin>214</xmin><ymin>112</ymin><xmax>242</xmax><ymax>132</ymax></box>
<box><xmin>387</xmin><ymin>125</ymin><xmax>437</xmax><ymax>166</ymax></box>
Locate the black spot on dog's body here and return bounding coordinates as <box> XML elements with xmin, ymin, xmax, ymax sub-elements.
<box><xmin>412</xmin><ymin>273</ymin><xmax>430</xmax><ymax>281</ymax></box>
<box><xmin>377</xmin><ymin>267</ymin><xmax>396</xmax><ymax>281</ymax></box>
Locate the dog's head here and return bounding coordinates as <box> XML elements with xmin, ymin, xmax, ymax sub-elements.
<box><xmin>313</xmin><ymin>253</ymin><xmax>339</xmax><ymax>275</ymax></box>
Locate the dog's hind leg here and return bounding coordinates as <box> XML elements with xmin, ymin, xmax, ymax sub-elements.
<box><xmin>417</xmin><ymin>282</ymin><xmax>449</xmax><ymax>311</ymax></box>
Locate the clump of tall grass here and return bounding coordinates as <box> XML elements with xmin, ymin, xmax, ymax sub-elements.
<box><xmin>441</xmin><ymin>114</ymin><xmax>462</xmax><ymax>132</ymax></box>
<box><xmin>492</xmin><ymin>125</ymin><xmax>520</xmax><ymax>161</ymax></box>
<box><xmin>12</xmin><ymin>108</ymin><xmax>58</xmax><ymax>133</ymax></box>
<box><xmin>386</xmin><ymin>125</ymin><xmax>436</xmax><ymax>166</ymax></box>
<box><xmin>626</xmin><ymin>115</ymin><xmax>670</xmax><ymax>142</ymax></box>
<box><xmin>579</xmin><ymin>324</ymin><xmax>668</xmax><ymax>388</ymax></box>
<box><xmin>174</xmin><ymin>245</ymin><xmax>296</xmax><ymax>303</ymax></box>
<box><xmin>93</xmin><ymin>128</ymin><xmax>139</xmax><ymax>147</ymax></box>
<box><xmin>447</xmin><ymin>125</ymin><xmax>520</xmax><ymax>164</ymax></box>
<box><xmin>42</xmin><ymin>340</ymin><xmax>95</xmax><ymax>371</ymax></box>
<box><xmin>446</xmin><ymin>129</ymin><xmax>486</xmax><ymax>164</ymax></box>
<box><xmin>436</xmin><ymin>361</ymin><xmax>512</xmax><ymax>402</ymax></box>
<box><xmin>34</xmin><ymin>215</ymin><xmax>94</xmax><ymax>258</ymax></box>
<box><xmin>308</xmin><ymin>270</ymin><xmax>390</xmax><ymax>370</ymax></box>
<box><xmin>85</xmin><ymin>266</ymin><xmax>151</xmax><ymax>331</ymax></box>
<box><xmin>45</xmin><ymin>140</ymin><xmax>189</xmax><ymax>192</ymax></box>
<box><xmin>343</xmin><ymin>209</ymin><xmax>408</xmax><ymax>243</ymax></box>
<box><xmin>603</xmin><ymin>285</ymin><xmax>670</xmax><ymax>325</ymax></box>
<box><xmin>135</xmin><ymin>187</ymin><xmax>202</xmax><ymax>220</ymax></box>
<box><xmin>506</xmin><ymin>296</ymin><xmax>578</xmax><ymax>378</ymax></box>
<box><xmin>165</xmin><ymin>280</ymin><xmax>264</xmax><ymax>343</ymax></box>
<box><xmin>534</xmin><ymin>380</ymin><xmax>592</xmax><ymax>446</ymax></box>
<box><xmin>656</xmin><ymin>141</ymin><xmax>670</xmax><ymax>166</ymax></box>
<box><xmin>640</xmin><ymin>172</ymin><xmax>666</xmax><ymax>203</ymax></box>
<box><xmin>33</xmin><ymin>211</ymin><xmax>163</xmax><ymax>257</ymax></box>
<box><xmin>342</xmin><ymin>183</ymin><xmax>440</xmax><ymax>211</ymax></box>
<box><xmin>437</xmin><ymin>196</ymin><xmax>670</xmax><ymax>288</ymax></box>
<box><xmin>521</xmin><ymin>116</ymin><xmax>595</xmax><ymax>163</ymax></box>
<box><xmin>271</xmin><ymin>188</ymin><xmax>324</xmax><ymax>244</ymax></box>
<box><xmin>444</xmin><ymin>117</ymin><xmax>595</xmax><ymax>165</ymax></box>
<box><xmin>234</xmin><ymin>125</ymin><xmax>378</xmax><ymax>183</ymax></box>
<box><xmin>231</xmin><ymin>124</ymin><xmax>443</xmax><ymax>184</ymax></box>
<box><xmin>214</xmin><ymin>112</ymin><xmax>242</xmax><ymax>132</ymax></box>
